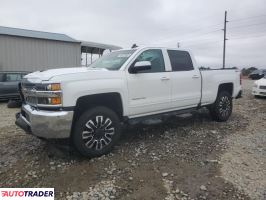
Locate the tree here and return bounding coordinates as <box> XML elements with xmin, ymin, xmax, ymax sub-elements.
<box><xmin>241</xmin><ymin>67</ymin><xmax>258</xmax><ymax>76</ymax></box>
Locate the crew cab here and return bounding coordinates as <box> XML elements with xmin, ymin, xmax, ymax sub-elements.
<box><xmin>15</xmin><ymin>47</ymin><xmax>242</xmax><ymax>157</ymax></box>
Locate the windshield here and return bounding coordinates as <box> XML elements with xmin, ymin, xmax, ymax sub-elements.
<box><xmin>89</xmin><ymin>50</ymin><xmax>136</xmax><ymax>70</ymax></box>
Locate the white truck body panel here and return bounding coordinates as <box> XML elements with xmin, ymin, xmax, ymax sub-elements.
<box><xmin>23</xmin><ymin>47</ymin><xmax>242</xmax><ymax>119</ymax></box>
<box><xmin>200</xmin><ymin>70</ymin><xmax>241</xmax><ymax>105</ymax></box>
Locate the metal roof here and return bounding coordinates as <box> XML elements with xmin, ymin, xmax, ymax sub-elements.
<box><xmin>0</xmin><ymin>26</ymin><xmax>79</xmax><ymax>43</ymax></box>
<box><xmin>81</xmin><ymin>40</ymin><xmax>122</xmax><ymax>54</ymax></box>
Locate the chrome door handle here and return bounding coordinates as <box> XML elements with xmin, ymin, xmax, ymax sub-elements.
<box><xmin>192</xmin><ymin>75</ymin><xmax>200</xmax><ymax>79</ymax></box>
<box><xmin>161</xmin><ymin>77</ymin><xmax>170</xmax><ymax>81</ymax></box>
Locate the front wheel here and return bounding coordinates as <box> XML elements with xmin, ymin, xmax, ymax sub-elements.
<box><xmin>209</xmin><ymin>91</ymin><xmax>232</xmax><ymax>122</ymax></box>
<box><xmin>72</xmin><ymin>106</ymin><xmax>122</xmax><ymax>157</ymax></box>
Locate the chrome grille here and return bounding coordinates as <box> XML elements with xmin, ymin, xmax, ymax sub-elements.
<box><xmin>21</xmin><ymin>79</ymin><xmax>42</xmax><ymax>106</ymax></box>
<box><xmin>21</xmin><ymin>79</ymin><xmax>62</xmax><ymax>107</ymax></box>
<box><xmin>21</xmin><ymin>81</ymin><xmax>38</xmax><ymax>106</ymax></box>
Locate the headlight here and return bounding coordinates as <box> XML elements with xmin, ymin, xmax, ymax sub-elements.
<box><xmin>46</xmin><ymin>83</ymin><xmax>61</xmax><ymax>91</ymax></box>
<box><xmin>40</xmin><ymin>83</ymin><xmax>62</xmax><ymax>105</ymax></box>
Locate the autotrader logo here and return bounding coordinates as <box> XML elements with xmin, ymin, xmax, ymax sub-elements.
<box><xmin>0</xmin><ymin>188</ymin><xmax>54</xmax><ymax>199</ymax></box>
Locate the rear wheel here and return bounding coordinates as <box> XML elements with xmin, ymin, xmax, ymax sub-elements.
<box><xmin>72</xmin><ymin>106</ymin><xmax>122</xmax><ymax>157</ymax></box>
<box><xmin>209</xmin><ymin>91</ymin><xmax>232</xmax><ymax>122</ymax></box>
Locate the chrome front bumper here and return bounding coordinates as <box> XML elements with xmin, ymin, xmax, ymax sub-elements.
<box><xmin>15</xmin><ymin>104</ymin><xmax>74</xmax><ymax>139</ymax></box>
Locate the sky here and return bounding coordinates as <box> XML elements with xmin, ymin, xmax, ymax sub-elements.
<box><xmin>0</xmin><ymin>0</ymin><xmax>265</xmax><ymax>68</ymax></box>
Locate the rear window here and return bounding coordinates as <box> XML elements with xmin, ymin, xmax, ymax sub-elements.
<box><xmin>167</xmin><ymin>50</ymin><xmax>194</xmax><ymax>71</ymax></box>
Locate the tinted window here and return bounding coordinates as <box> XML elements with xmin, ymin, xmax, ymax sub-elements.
<box><xmin>134</xmin><ymin>49</ymin><xmax>165</xmax><ymax>73</ymax></box>
<box><xmin>5</xmin><ymin>73</ymin><xmax>22</xmax><ymax>82</ymax></box>
<box><xmin>167</xmin><ymin>50</ymin><xmax>193</xmax><ymax>71</ymax></box>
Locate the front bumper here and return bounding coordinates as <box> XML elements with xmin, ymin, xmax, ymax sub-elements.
<box><xmin>252</xmin><ymin>87</ymin><xmax>266</xmax><ymax>96</ymax></box>
<box><xmin>15</xmin><ymin>104</ymin><xmax>74</xmax><ymax>139</ymax></box>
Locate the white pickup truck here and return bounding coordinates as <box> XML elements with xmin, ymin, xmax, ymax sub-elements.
<box><xmin>16</xmin><ymin>47</ymin><xmax>242</xmax><ymax>157</ymax></box>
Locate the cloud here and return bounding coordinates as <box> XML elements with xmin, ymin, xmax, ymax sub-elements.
<box><xmin>0</xmin><ymin>0</ymin><xmax>265</xmax><ymax>68</ymax></box>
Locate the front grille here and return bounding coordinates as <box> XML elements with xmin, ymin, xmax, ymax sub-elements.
<box><xmin>259</xmin><ymin>85</ymin><xmax>266</xmax><ymax>90</ymax></box>
<box><xmin>25</xmin><ymin>96</ymin><xmax>38</xmax><ymax>105</ymax></box>
<box><xmin>22</xmin><ymin>82</ymin><xmax>47</xmax><ymax>90</ymax></box>
<box><xmin>25</xmin><ymin>96</ymin><xmax>50</xmax><ymax>105</ymax></box>
<box><xmin>21</xmin><ymin>79</ymin><xmax>62</xmax><ymax>107</ymax></box>
<box><xmin>21</xmin><ymin>80</ymin><xmax>41</xmax><ymax>106</ymax></box>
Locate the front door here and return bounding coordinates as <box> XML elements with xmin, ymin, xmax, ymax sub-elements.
<box><xmin>126</xmin><ymin>49</ymin><xmax>171</xmax><ymax>117</ymax></box>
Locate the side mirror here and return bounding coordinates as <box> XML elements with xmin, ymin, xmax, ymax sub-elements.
<box><xmin>131</xmin><ymin>61</ymin><xmax>152</xmax><ymax>73</ymax></box>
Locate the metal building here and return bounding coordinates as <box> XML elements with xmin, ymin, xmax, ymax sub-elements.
<box><xmin>0</xmin><ymin>26</ymin><xmax>122</xmax><ymax>72</ymax></box>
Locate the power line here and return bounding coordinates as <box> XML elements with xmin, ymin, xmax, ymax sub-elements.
<box><xmin>182</xmin><ymin>40</ymin><xmax>222</xmax><ymax>48</ymax></box>
<box><xmin>179</xmin><ymin>31</ymin><xmax>266</xmax><ymax>48</ymax></box>
<box><xmin>156</xmin><ymin>14</ymin><xmax>265</xmax><ymax>45</ymax></box>
<box><xmin>156</xmin><ymin>15</ymin><xmax>223</xmax><ymax>38</ymax></box>
<box><xmin>180</xmin><ymin>36</ymin><xmax>222</xmax><ymax>46</ymax></box>
<box><xmin>178</xmin><ymin>30</ymin><xmax>221</xmax><ymax>42</ymax></box>
<box><xmin>229</xmin><ymin>14</ymin><xmax>266</xmax><ymax>22</ymax></box>
<box><xmin>153</xmin><ymin>28</ymin><xmax>222</xmax><ymax>46</ymax></box>
<box><xmin>230</xmin><ymin>33</ymin><xmax>266</xmax><ymax>40</ymax></box>
<box><xmin>152</xmin><ymin>13</ymin><xmax>266</xmax><ymax>50</ymax></box>
<box><xmin>228</xmin><ymin>21</ymin><xmax>266</xmax><ymax>30</ymax></box>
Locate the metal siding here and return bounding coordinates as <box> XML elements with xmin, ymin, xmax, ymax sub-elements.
<box><xmin>0</xmin><ymin>35</ymin><xmax>80</xmax><ymax>72</ymax></box>
<box><xmin>0</xmin><ymin>26</ymin><xmax>78</xmax><ymax>43</ymax></box>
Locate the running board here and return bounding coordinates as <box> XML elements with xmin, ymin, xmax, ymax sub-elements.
<box><xmin>125</xmin><ymin>107</ymin><xmax>197</xmax><ymax>123</ymax></box>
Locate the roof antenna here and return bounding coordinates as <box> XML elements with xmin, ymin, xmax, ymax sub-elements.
<box><xmin>131</xmin><ymin>44</ymin><xmax>138</xmax><ymax>49</ymax></box>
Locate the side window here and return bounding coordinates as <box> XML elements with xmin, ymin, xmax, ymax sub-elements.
<box><xmin>5</xmin><ymin>74</ymin><xmax>22</xmax><ymax>82</ymax></box>
<box><xmin>133</xmin><ymin>49</ymin><xmax>165</xmax><ymax>73</ymax></box>
<box><xmin>167</xmin><ymin>50</ymin><xmax>194</xmax><ymax>71</ymax></box>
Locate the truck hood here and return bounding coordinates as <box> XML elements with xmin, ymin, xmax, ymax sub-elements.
<box><xmin>25</xmin><ymin>67</ymin><xmax>109</xmax><ymax>81</ymax></box>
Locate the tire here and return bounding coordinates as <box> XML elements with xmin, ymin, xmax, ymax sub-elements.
<box><xmin>72</xmin><ymin>106</ymin><xmax>122</xmax><ymax>157</ymax></box>
<box><xmin>7</xmin><ymin>99</ymin><xmax>22</xmax><ymax>108</ymax></box>
<box><xmin>209</xmin><ymin>91</ymin><xmax>232</xmax><ymax>122</ymax></box>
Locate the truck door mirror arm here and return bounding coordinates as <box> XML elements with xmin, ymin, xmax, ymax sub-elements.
<box><xmin>129</xmin><ymin>61</ymin><xmax>152</xmax><ymax>73</ymax></box>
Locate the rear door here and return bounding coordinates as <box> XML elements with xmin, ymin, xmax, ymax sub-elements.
<box><xmin>167</xmin><ymin>50</ymin><xmax>201</xmax><ymax>109</ymax></box>
<box><xmin>126</xmin><ymin>49</ymin><xmax>171</xmax><ymax>116</ymax></box>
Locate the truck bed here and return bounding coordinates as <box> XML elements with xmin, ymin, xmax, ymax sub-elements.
<box><xmin>200</xmin><ymin>69</ymin><xmax>241</xmax><ymax>105</ymax></box>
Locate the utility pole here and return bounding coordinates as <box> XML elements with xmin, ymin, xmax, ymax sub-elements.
<box><xmin>177</xmin><ymin>42</ymin><xmax>180</xmax><ymax>48</ymax></box>
<box><xmin>222</xmin><ymin>11</ymin><xmax>228</xmax><ymax>69</ymax></box>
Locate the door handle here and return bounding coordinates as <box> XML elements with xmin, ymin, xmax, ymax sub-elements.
<box><xmin>161</xmin><ymin>77</ymin><xmax>170</xmax><ymax>81</ymax></box>
<box><xmin>192</xmin><ymin>75</ymin><xmax>200</xmax><ymax>79</ymax></box>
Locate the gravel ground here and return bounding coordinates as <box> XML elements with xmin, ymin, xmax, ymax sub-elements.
<box><xmin>0</xmin><ymin>79</ymin><xmax>265</xmax><ymax>200</ymax></box>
